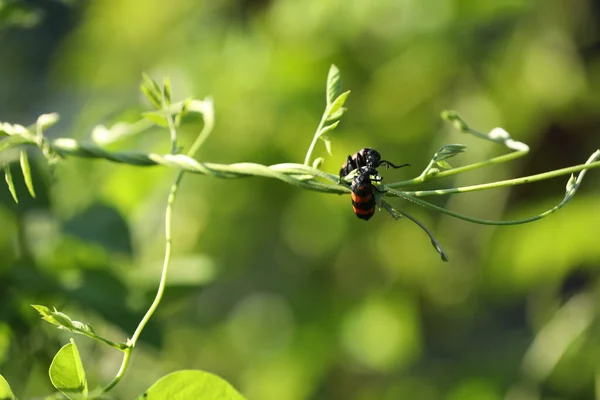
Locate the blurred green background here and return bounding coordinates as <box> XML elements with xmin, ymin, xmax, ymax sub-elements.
<box><xmin>1</xmin><ymin>0</ymin><xmax>600</xmax><ymax>399</ymax></box>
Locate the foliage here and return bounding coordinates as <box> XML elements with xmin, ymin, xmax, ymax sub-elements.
<box><xmin>1</xmin><ymin>1</ymin><xmax>600</xmax><ymax>400</ymax></box>
<box><xmin>0</xmin><ymin>64</ymin><xmax>598</xmax><ymax>398</ymax></box>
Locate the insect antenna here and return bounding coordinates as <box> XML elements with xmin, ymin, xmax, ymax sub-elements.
<box><xmin>379</xmin><ymin>161</ymin><xmax>410</xmax><ymax>170</ymax></box>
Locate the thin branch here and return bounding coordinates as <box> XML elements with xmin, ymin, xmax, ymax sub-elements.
<box><xmin>27</xmin><ymin>138</ymin><xmax>596</xmax><ymax>198</ymax></box>
<box><xmin>385</xmin><ymin>148</ymin><xmax>598</xmax><ymax>226</ymax></box>
<box><xmin>403</xmin><ymin>157</ymin><xmax>600</xmax><ymax>197</ymax></box>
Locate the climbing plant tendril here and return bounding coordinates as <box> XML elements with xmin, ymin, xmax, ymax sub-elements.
<box><xmin>0</xmin><ymin>65</ymin><xmax>598</xmax><ymax>398</ymax></box>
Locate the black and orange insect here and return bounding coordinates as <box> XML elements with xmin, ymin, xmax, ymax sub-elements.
<box><xmin>339</xmin><ymin>148</ymin><xmax>409</xmax><ymax>181</ymax></box>
<box><xmin>350</xmin><ymin>166</ymin><xmax>383</xmax><ymax>220</ymax></box>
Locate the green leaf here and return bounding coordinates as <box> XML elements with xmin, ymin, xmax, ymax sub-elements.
<box><xmin>163</xmin><ymin>77</ymin><xmax>172</xmax><ymax>107</ymax></box>
<box><xmin>49</xmin><ymin>339</ymin><xmax>88</xmax><ymax>399</ymax></box>
<box><xmin>19</xmin><ymin>150</ymin><xmax>35</xmax><ymax>198</ymax></box>
<box><xmin>321</xmin><ymin>136</ymin><xmax>333</xmax><ymax>156</ymax></box>
<box><xmin>31</xmin><ymin>304</ymin><xmax>52</xmax><ymax>316</ymax></box>
<box><xmin>71</xmin><ymin>321</ymin><xmax>95</xmax><ymax>335</ymax></box>
<box><xmin>141</xmin><ymin>74</ymin><xmax>163</xmax><ymax>109</ymax></box>
<box><xmin>430</xmin><ymin>144</ymin><xmax>467</xmax><ymax>167</ymax></box>
<box><xmin>0</xmin><ymin>374</ymin><xmax>17</xmax><ymax>400</ymax></box>
<box><xmin>327</xmin><ymin>106</ymin><xmax>347</xmax><ymax>122</ymax></box>
<box><xmin>326</xmin><ymin>90</ymin><xmax>350</xmax><ymax>121</ymax></box>
<box><xmin>144</xmin><ymin>74</ymin><xmax>163</xmax><ymax>97</ymax></box>
<box><xmin>318</xmin><ymin>121</ymin><xmax>340</xmax><ymax>137</ymax></box>
<box><xmin>326</xmin><ymin>64</ymin><xmax>342</xmax><ymax>106</ymax></box>
<box><xmin>141</xmin><ymin>86</ymin><xmax>162</xmax><ymax>109</ymax></box>
<box><xmin>4</xmin><ymin>165</ymin><xmax>18</xmax><ymax>203</ymax></box>
<box><xmin>142</xmin><ymin>111</ymin><xmax>169</xmax><ymax>128</ymax></box>
<box><xmin>33</xmin><ymin>305</ymin><xmax>76</xmax><ymax>330</ymax></box>
<box><xmin>436</xmin><ymin>160</ymin><xmax>453</xmax><ymax>170</ymax></box>
<box><xmin>33</xmin><ymin>305</ymin><xmax>95</xmax><ymax>336</ymax></box>
<box><xmin>47</xmin><ymin>311</ymin><xmax>75</xmax><ymax>330</ymax></box>
<box><xmin>136</xmin><ymin>370</ymin><xmax>246</xmax><ymax>400</ymax></box>
<box><xmin>312</xmin><ymin>157</ymin><xmax>325</xmax><ymax>169</ymax></box>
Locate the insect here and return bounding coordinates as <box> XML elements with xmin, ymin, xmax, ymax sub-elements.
<box><xmin>350</xmin><ymin>166</ymin><xmax>383</xmax><ymax>220</ymax></box>
<box><xmin>339</xmin><ymin>148</ymin><xmax>409</xmax><ymax>182</ymax></box>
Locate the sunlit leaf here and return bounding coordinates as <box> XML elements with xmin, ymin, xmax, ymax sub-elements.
<box><xmin>327</xmin><ymin>107</ymin><xmax>347</xmax><ymax>122</ymax></box>
<box><xmin>141</xmin><ymin>73</ymin><xmax>163</xmax><ymax>109</ymax></box>
<box><xmin>46</xmin><ymin>311</ymin><xmax>75</xmax><ymax>330</ymax></box>
<box><xmin>34</xmin><ymin>306</ymin><xmax>85</xmax><ymax>332</ymax></box>
<box><xmin>326</xmin><ymin>64</ymin><xmax>342</xmax><ymax>106</ymax></box>
<box><xmin>19</xmin><ymin>150</ymin><xmax>35</xmax><ymax>198</ymax></box>
<box><xmin>436</xmin><ymin>160</ymin><xmax>452</xmax><ymax>170</ymax></box>
<box><xmin>318</xmin><ymin>121</ymin><xmax>340</xmax><ymax>137</ymax></box>
<box><xmin>136</xmin><ymin>370</ymin><xmax>246</xmax><ymax>400</ymax></box>
<box><xmin>142</xmin><ymin>111</ymin><xmax>169</xmax><ymax>128</ymax></box>
<box><xmin>141</xmin><ymin>86</ymin><xmax>162</xmax><ymax>110</ymax></box>
<box><xmin>322</xmin><ymin>137</ymin><xmax>332</xmax><ymax>156</ymax></box>
<box><xmin>4</xmin><ymin>164</ymin><xmax>18</xmax><ymax>203</ymax></box>
<box><xmin>163</xmin><ymin>77</ymin><xmax>172</xmax><ymax>107</ymax></box>
<box><xmin>35</xmin><ymin>305</ymin><xmax>96</xmax><ymax>335</ymax></box>
<box><xmin>71</xmin><ymin>321</ymin><xmax>95</xmax><ymax>335</ymax></box>
<box><xmin>312</xmin><ymin>157</ymin><xmax>325</xmax><ymax>169</ymax></box>
<box><xmin>31</xmin><ymin>305</ymin><xmax>52</xmax><ymax>317</ymax></box>
<box><xmin>326</xmin><ymin>90</ymin><xmax>350</xmax><ymax>121</ymax></box>
<box><xmin>49</xmin><ymin>339</ymin><xmax>87</xmax><ymax>399</ymax></box>
<box><xmin>0</xmin><ymin>374</ymin><xmax>17</xmax><ymax>400</ymax></box>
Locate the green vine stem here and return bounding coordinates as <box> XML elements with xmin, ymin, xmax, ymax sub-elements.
<box><xmin>303</xmin><ymin>105</ymin><xmax>332</xmax><ymax>166</ymax></box>
<box><xmin>388</xmin><ymin>150</ymin><xmax>600</xmax><ymax>226</ymax></box>
<box><xmin>389</xmin><ymin>116</ymin><xmax>531</xmax><ymax>188</ymax></box>
<box><xmin>100</xmin><ymin>92</ymin><xmax>216</xmax><ymax>394</ymax></box>
<box><xmin>2</xmin><ymin>124</ymin><xmax>598</xmax><ymax>230</ymax></box>
<box><xmin>403</xmin><ymin>156</ymin><xmax>600</xmax><ymax>197</ymax></box>
<box><xmin>50</xmin><ymin>138</ymin><xmax>345</xmax><ymax>192</ymax></box>
<box><xmin>4</xmin><ymin>136</ymin><xmax>597</xmax><ymax>197</ymax></box>
<box><xmin>0</xmin><ymin>113</ymin><xmax>597</xmax><ymax>236</ymax></box>
<box><xmin>4</xmin><ymin>69</ymin><xmax>599</xmax><ymax>397</ymax></box>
